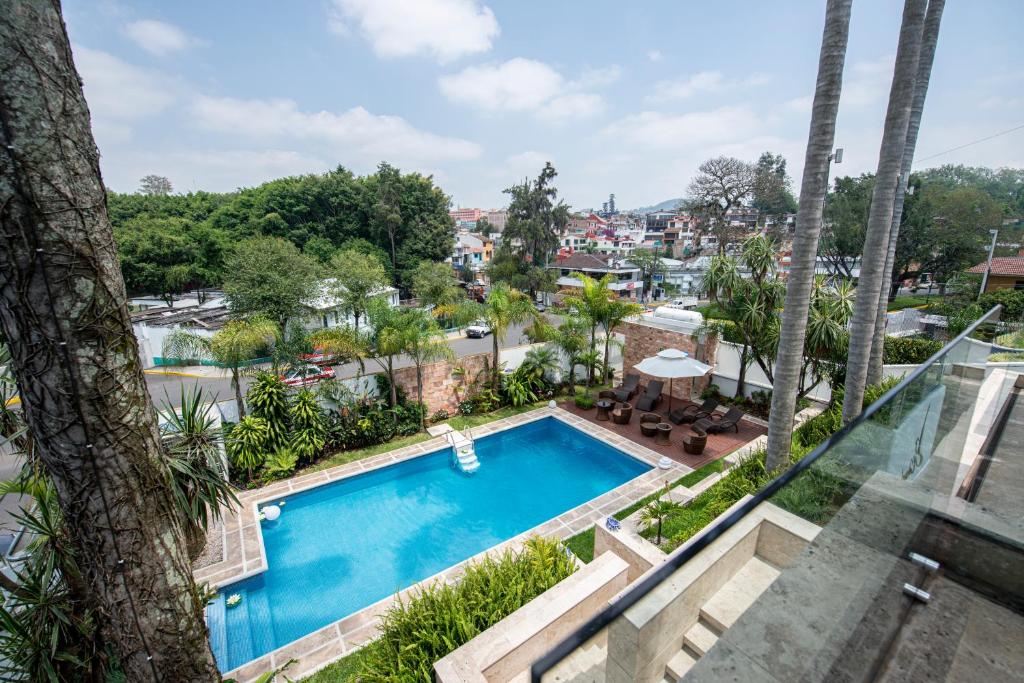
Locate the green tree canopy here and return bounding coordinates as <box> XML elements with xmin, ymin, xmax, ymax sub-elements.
<box><xmin>222</xmin><ymin>236</ymin><xmax>318</xmax><ymax>329</ymax></box>
<box><xmin>328</xmin><ymin>248</ymin><xmax>389</xmax><ymax>330</ymax></box>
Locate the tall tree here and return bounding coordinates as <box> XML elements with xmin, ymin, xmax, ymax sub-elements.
<box><xmin>223</xmin><ymin>235</ymin><xmax>319</xmax><ymax>330</ymax></box>
<box><xmin>329</xmin><ymin>247</ymin><xmax>388</xmax><ymax>331</ymax></box>
<box><xmin>752</xmin><ymin>152</ymin><xmax>798</xmax><ymax>229</ymax></box>
<box><xmin>866</xmin><ymin>0</ymin><xmax>946</xmax><ymax>384</ymax></box>
<box><xmin>820</xmin><ymin>174</ymin><xmax>873</xmax><ymax>279</ymax></box>
<box><xmin>138</xmin><ymin>174</ymin><xmax>173</xmax><ymax>196</ymax></box>
<box><xmin>765</xmin><ymin>0</ymin><xmax>853</xmax><ymax>471</ymax></box>
<box><xmin>629</xmin><ymin>248</ymin><xmax>664</xmax><ymax>302</ymax></box>
<box><xmin>371</xmin><ymin>161</ymin><xmax>403</xmax><ymax>271</ymax></box>
<box><xmin>472</xmin><ymin>283</ymin><xmax>536</xmax><ymax>390</ymax></box>
<box><xmin>600</xmin><ymin>298</ymin><xmax>644</xmax><ymax>384</ymax></box>
<box><xmin>687</xmin><ymin>156</ymin><xmax>756</xmax><ymax>254</ymax></box>
<box><xmin>562</xmin><ymin>274</ymin><xmax>613</xmax><ymax>386</ymax></box>
<box><xmin>401</xmin><ymin>308</ymin><xmax>455</xmax><ymax>428</ymax></box>
<box><xmin>843</xmin><ymin>0</ymin><xmax>928</xmax><ymax>423</ymax></box>
<box><xmin>503</xmin><ymin>162</ymin><xmax>564</xmax><ymax>267</ymax></box>
<box><xmin>0</xmin><ymin>2</ymin><xmax>220</xmax><ymax>677</ymax></box>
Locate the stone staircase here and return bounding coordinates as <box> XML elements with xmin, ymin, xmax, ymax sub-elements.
<box><xmin>663</xmin><ymin>556</ymin><xmax>780</xmax><ymax>681</ymax></box>
<box><xmin>545</xmin><ymin>641</ymin><xmax>607</xmax><ymax>682</ymax></box>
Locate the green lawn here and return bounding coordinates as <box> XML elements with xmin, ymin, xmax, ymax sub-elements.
<box><xmin>886</xmin><ymin>296</ymin><xmax>931</xmax><ymax>311</ymax></box>
<box><xmin>563</xmin><ymin>459</ymin><xmax>725</xmax><ymax>563</ymax></box>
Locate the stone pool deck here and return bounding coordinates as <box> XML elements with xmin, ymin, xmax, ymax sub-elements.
<box><xmin>196</xmin><ymin>406</ymin><xmax>693</xmax><ymax>681</ymax></box>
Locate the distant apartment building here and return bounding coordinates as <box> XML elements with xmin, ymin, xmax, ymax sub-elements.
<box><xmin>450</xmin><ymin>207</ymin><xmax>483</xmax><ymax>224</ymax></box>
<box><xmin>644</xmin><ymin>210</ymin><xmax>675</xmax><ymax>232</ymax></box>
<box><xmin>450</xmin><ymin>232</ymin><xmax>494</xmax><ymax>274</ymax></box>
<box><xmin>484</xmin><ymin>209</ymin><xmax>507</xmax><ymax>232</ymax></box>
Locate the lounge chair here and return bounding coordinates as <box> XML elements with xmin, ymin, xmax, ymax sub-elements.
<box><xmin>639</xmin><ymin>412</ymin><xmax>660</xmax><ymax>437</ymax></box>
<box><xmin>611</xmin><ymin>373</ymin><xmax>641</xmax><ymax>402</ymax></box>
<box><xmin>611</xmin><ymin>402</ymin><xmax>633</xmax><ymax>425</ymax></box>
<box><xmin>634</xmin><ymin>380</ymin><xmax>664</xmax><ymax>412</ymax></box>
<box><xmin>668</xmin><ymin>398</ymin><xmax>719</xmax><ymax>425</ymax></box>
<box><xmin>693</xmin><ymin>406</ymin><xmax>745</xmax><ymax>434</ymax></box>
<box><xmin>598</xmin><ymin>390</ymin><xmax>617</xmax><ymax>401</ymax></box>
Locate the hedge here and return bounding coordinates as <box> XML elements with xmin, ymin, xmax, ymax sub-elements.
<box><xmin>882</xmin><ymin>335</ymin><xmax>942</xmax><ymax>365</ymax></box>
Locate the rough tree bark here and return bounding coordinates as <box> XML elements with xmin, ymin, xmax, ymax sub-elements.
<box><xmin>765</xmin><ymin>0</ymin><xmax>853</xmax><ymax>472</ymax></box>
<box><xmin>842</xmin><ymin>0</ymin><xmax>928</xmax><ymax>424</ymax></box>
<box><xmin>866</xmin><ymin>0</ymin><xmax>945</xmax><ymax>385</ymax></box>
<box><xmin>0</xmin><ymin>2</ymin><xmax>220</xmax><ymax>680</ymax></box>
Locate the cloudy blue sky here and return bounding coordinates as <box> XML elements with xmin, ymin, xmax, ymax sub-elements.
<box><xmin>63</xmin><ymin>0</ymin><xmax>1023</xmax><ymax>210</ymax></box>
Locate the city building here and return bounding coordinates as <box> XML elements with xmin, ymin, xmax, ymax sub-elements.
<box><xmin>548</xmin><ymin>252</ymin><xmax>642</xmax><ymax>300</ymax></box>
<box><xmin>968</xmin><ymin>252</ymin><xmax>1024</xmax><ymax>292</ymax></box>
<box><xmin>450</xmin><ymin>232</ymin><xmax>494</xmax><ymax>274</ymax></box>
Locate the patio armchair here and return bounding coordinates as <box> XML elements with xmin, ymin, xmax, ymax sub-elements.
<box><xmin>668</xmin><ymin>398</ymin><xmax>719</xmax><ymax>425</ymax></box>
<box><xmin>693</xmin><ymin>406</ymin><xmax>745</xmax><ymax>434</ymax></box>
<box><xmin>611</xmin><ymin>373</ymin><xmax>641</xmax><ymax>402</ymax></box>
<box><xmin>639</xmin><ymin>412</ymin><xmax>660</xmax><ymax>437</ymax></box>
<box><xmin>611</xmin><ymin>402</ymin><xmax>633</xmax><ymax>425</ymax></box>
<box><xmin>634</xmin><ymin>380</ymin><xmax>664</xmax><ymax>412</ymax></box>
<box><xmin>682</xmin><ymin>425</ymin><xmax>707</xmax><ymax>455</ymax></box>
<box><xmin>598</xmin><ymin>390</ymin><xmax>617</xmax><ymax>401</ymax></box>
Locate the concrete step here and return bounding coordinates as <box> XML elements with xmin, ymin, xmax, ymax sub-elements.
<box><xmin>665</xmin><ymin>648</ymin><xmax>697</xmax><ymax>680</ymax></box>
<box><xmin>550</xmin><ymin>642</ymin><xmax>606</xmax><ymax>682</ymax></box>
<box><xmin>700</xmin><ymin>556</ymin><xmax>780</xmax><ymax>633</ymax></box>
<box><xmin>683</xmin><ymin>621</ymin><xmax>718</xmax><ymax>657</ymax></box>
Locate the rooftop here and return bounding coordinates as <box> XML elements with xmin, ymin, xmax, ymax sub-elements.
<box><xmin>968</xmin><ymin>256</ymin><xmax>1024</xmax><ymax>277</ymax></box>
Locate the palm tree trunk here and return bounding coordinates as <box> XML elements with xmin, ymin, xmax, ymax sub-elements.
<box><xmin>387</xmin><ymin>357</ymin><xmax>397</xmax><ymax>406</ymax></box>
<box><xmin>0</xmin><ymin>4</ymin><xmax>220</xmax><ymax>678</ymax></box>
<box><xmin>765</xmin><ymin>0</ymin><xmax>853</xmax><ymax>471</ymax></box>
<box><xmin>866</xmin><ymin>0</ymin><xmax>945</xmax><ymax>385</ymax></box>
<box><xmin>232</xmin><ymin>367</ymin><xmax>246</xmax><ymax>419</ymax></box>
<box><xmin>602</xmin><ymin>331</ymin><xmax>611</xmax><ymax>385</ymax></box>
<box><xmin>736</xmin><ymin>343</ymin><xmax>750</xmax><ymax>397</ymax></box>
<box><xmin>492</xmin><ymin>333</ymin><xmax>500</xmax><ymax>391</ymax></box>
<box><xmin>842</xmin><ymin>0</ymin><xmax>928</xmax><ymax>424</ymax></box>
<box><xmin>416</xmin><ymin>361</ymin><xmax>425</xmax><ymax>430</ymax></box>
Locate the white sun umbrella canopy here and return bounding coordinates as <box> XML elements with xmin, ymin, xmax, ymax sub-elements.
<box><xmin>633</xmin><ymin>348</ymin><xmax>712</xmax><ymax>412</ymax></box>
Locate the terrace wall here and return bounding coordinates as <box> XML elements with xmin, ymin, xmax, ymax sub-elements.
<box><xmin>620</xmin><ymin>321</ymin><xmax>718</xmax><ymax>401</ymax></box>
<box><xmin>391</xmin><ymin>352</ymin><xmax>492</xmax><ymax>415</ymax></box>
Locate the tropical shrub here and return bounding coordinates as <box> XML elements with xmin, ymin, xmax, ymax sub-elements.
<box><xmin>883</xmin><ymin>336</ymin><xmax>943</xmax><ymax>364</ymax></box>
<box><xmin>393</xmin><ymin>403</ymin><xmax>426</xmax><ymax>436</ymax></box>
<box><xmin>502</xmin><ymin>372</ymin><xmax>538</xmax><ymax>407</ymax></box>
<box><xmin>978</xmin><ymin>289</ymin><xmax>1024</xmax><ymax>322</ymax></box>
<box><xmin>229</xmin><ymin>416</ymin><xmax>270</xmax><ymax>481</ymax></box>
<box><xmin>247</xmin><ymin>372</ymin><xmax>290</xmax><ymax>450</ymax></box>
<box><xmin>289</xmin><ymin>389</ymin><xmax>327</xmax><ymax>463</ymax></box>
<box><xmin>357</xmin><ymin>537</ymin><xmax>575</xmax><ymax>682</ymax></box>
<box><xmin>430</xmin><ymin>408</ymin><xmax>450</xmax><ymax>423</ymax></box>
<box><xmin>263</xmin><ymin>448</ymin><xmax>299</xmax><ymax>481</ymax></box>
<box><xmin>457</xmin><ymin>400</ymin><xmax>475</xmax><ymax>416</ymax></box>
<box><xmin>574</xmin><ymin>395</ymin><xmax>595</xmax><ymax>409</ymax></box>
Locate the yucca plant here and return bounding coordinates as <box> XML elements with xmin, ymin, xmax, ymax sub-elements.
<box><xmin>247</xmin><ymin>373</ymin><xmax>290</xmax><ymax>450</ymax></box>
<box><xmin>229</xmin><ymin>416</ymin><xmax>270</xmax><ymax>482</ymax></box>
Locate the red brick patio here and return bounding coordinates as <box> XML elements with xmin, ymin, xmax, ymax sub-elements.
<box><xmin>559</xmin><ymin>396</ymin><xmax>766</xmax><ymax>469</ymax></box>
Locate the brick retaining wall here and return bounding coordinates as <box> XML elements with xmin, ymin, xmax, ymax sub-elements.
<box><xmin>392</xmin><ymin>352</ymin><xmax>492</xmax><ymax>414</ymax></box>
<box><xmin>620</xmin><ymin>321</ymin><xmax>718</xmax><ymax>401</ymax></box>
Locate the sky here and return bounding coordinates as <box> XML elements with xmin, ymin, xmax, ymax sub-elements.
<box><xmin>63</xmin><ymin>0</ymin><xmax>1024</xmax><ymax>211</ymax></box>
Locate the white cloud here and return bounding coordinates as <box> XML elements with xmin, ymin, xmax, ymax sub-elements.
<box><xmin>601</xmin><ymin>106</ymin><xmax>764</xmax><ymax>149</ymax></box>
<box><xmin>74</xmin><ymin>46</ymin><xmax>178</xmax><ymax>122</ymax></box>
<box><xmin>438</xmin><ymin>58</ymin><xmax>612</xmax><ymax>122</ymax></box>
<box><xmin>329</xmin><ymin>0</ymin><xmax>499</xmax><ymax>63</ymax></box>
<box><xmin>647</xmin><ymin>50</ymin><xmax>663</xmax><ymax>62</ymax></box>
<box><xmin>189</xmin><ymin>95</ymin><xmax>482</xmax><ymax>165</ymax></box>
<box><xmin>647</xmin><ymin>70</ymin><xmax>771</xmax><ymax>103</ymax></box>
<box><xmin>840</xmin><ymin>56</ymin><xmax>895</xmax><ymax>108</ymax></box>
<box><xmin>122</xmin><ymin>20</ymin><xmax>196</xmax><ymax>56</ymax></box>
<box><xmin>498</xmin><ymin>150</ymin><xmax>554</xmax><ymax>180</ymax></box>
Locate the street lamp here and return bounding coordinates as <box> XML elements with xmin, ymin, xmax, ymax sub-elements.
<box><xmin>978</xmin><ymin>229</ymin><xmax>999</xmax><ymax>300</ymax></box>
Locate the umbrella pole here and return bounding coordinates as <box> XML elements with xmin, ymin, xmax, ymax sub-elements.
<box><xmin>668</xmin><ymin>378</ymin><xmax>673</xmax><ymax>413</ymax></box>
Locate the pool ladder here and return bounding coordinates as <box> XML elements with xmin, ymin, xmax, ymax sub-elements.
<box><xmin>447</xmin><ymin>428</ymin><xmax>480</xmax><ymax>474</ymax></box>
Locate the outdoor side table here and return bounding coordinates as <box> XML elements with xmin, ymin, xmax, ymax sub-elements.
<box><xmin>656</xmin><ymin>422</ymin><xmax>672</xmax><ymax>445</ymax></box>
<box><xmin>595</xmin><ymin>399</ymin><xmax>613</xmax><ymax>421</ymax></box>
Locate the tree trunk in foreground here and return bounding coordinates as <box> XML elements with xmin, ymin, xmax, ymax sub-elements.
<box><xmin>842</xmin><ymin>0</ymin><xmax>928</xmax><ymax>424</ymax></box>
<box><xmin>765</xmin><ymin>0</ymin><xmax>853</xmax><ymax>472</ymax></box>
<box><xmin>0</xmin><ymin>2</ymin><xmax>220</xmax><ymax>680</ymax></box>
<box><xmin>866</xmin><ymin>0</ymin><xmax>945</xmax><ymax>385</ymax></box>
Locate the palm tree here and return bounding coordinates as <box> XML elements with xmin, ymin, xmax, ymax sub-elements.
<box><xmin>765</xmin><ymin>0</ymin><xmax>854</xmax><ymax>471</ymax></box>
<box><xmin>553</xmin><ymin>317</ymin><xmax>588</xmax><ymax>393</ymax></box>
<box><xmin>843</xmin><ymin>0</ymin><xmax>929</xmax><ymax>424</ymax></box>
<box><xmin>162</xmin><ymin>316</ymin><xmax>278</xmax><ymax>419</ymax></box>
<box><xmin>520</xmin><ymin>345</ymin><xmax>561</xmax><ymax>388</ymax></box>
<box><xmin>562</xmin><ymin>274</ymin><xmax>613</xmax><ymax>385</ymax></box>
<box><xmin>600</xmin><ymin>298</ymin><xmax>644</xmax><ymax>385</ymax></box>
<box><xmin>472</xmin><ymin>283</ymin><xmax>536</xmax><ymax>390</ymax></box>
<box><xmin>867</xmin><ymin>0</ymin><xmax>946</xmax><ymax>384</ymax></box>
<box><xmin>639</xmin><ymin>485</ymin><xmax>681</xmax><ymax>545</ymax></box>
<box><xmin>402</xmin><ymin>308</ymin><xmax>455</xmax><ymax>428</ymax></box>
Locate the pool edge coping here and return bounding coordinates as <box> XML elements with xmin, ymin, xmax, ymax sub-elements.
<box><xmin>201</xmin><ymin>406</ymin><xmax>690</xmax><ymax>681</ymax></box>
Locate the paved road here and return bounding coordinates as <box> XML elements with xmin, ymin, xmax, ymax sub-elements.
<box><xmin>146</xmin><ymin>320</ymin><xmax>549</xmax><ymax>408</ymax></box>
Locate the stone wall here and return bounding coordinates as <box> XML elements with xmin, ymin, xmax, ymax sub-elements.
<box><xmin>619</xmin><ymin>321</ymin><xmax>718</xmax><ymax>402</ymax></box>
<box><xmin>391</xmin><ymin>352</ymin><xmax>492</xmax><ymax>415</ymax></box>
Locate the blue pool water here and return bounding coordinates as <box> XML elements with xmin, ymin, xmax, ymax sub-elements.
<box><xmin>208</xmin><ymin>417</ymin><xmax>650</xmax><ymax>671</ymax></box>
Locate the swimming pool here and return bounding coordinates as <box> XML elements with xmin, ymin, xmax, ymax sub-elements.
<box><xmin>207</xmin><ymin>416</ymin><xmax>651</xmax><ymax>672</ymax></box>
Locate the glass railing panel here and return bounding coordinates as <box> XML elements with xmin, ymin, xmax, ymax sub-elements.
<box><xmin>534</xmin><ymin>307</ymin><xmax>1016</xmax><ymax>682</ymax></box>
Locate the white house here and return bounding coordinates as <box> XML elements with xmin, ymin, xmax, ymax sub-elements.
<box><xmin>300</xmin><ymin>278</ymin><xmax>399</xmax><ymax>331</ymax></box>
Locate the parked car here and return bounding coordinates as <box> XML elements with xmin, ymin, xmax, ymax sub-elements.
<box><xmin>465</xmin><ymin>319</ymin><xmax>491</xmax><ymax>338</ymax></box>
<box><xmin>281</xmin><ymin>364</ymin><xmax>335</xmax><ymax>387</ymax></box>
<box><xmin>299</xmin><ymin>347</ymin><xmax>336</xmax><ymax>366</ymax></box>
<box><xmin>535</xmin><ymin>303</ymin><xmax>547</xmax><ymax>312</ymax></box>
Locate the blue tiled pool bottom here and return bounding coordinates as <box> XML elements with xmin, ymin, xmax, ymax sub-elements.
<box><xmin>209</xmin><ymin>417</ymin><xmax>651</xmax><ymax>671</ymax></box>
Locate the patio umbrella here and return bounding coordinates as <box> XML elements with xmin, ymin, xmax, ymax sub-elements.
<box><xmin>633</xmin><ymin>348</ymin><xmax>712</xmax><ymax>412</ymax></box>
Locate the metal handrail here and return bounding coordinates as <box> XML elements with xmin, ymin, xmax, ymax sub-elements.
<box><xmin>530</xmin><ymin>305</ymin><xmax>1003</xmax><ymax>681</ymax></box>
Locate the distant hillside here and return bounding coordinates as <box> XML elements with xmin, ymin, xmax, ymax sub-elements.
<box><xmin>630</xmin><ymin>198</ymin><xmax>684</xmax><ymax>214</ymax></box>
